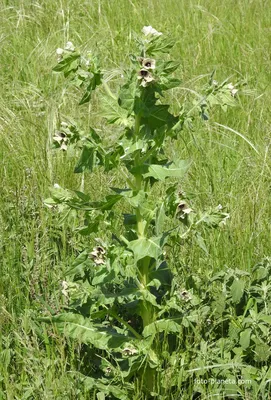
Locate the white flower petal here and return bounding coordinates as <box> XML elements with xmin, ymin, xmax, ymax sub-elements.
<box><xmin>142</xmin><ymin>26</ymin><xmax>162</xmax><ymax>36</ymax></box>
<box><xmin>227</xmin><ymin>83</ymin><xmax>234</xmax><ymax>90</ymax></box>
<box><xmin>56</xmin><ymin>47</ymin><xmax>64</xmax><ymax>55</ymax></box>
<box><xmin>65</xmin><ymin>41</ymin><xmax>75</xmax><ymax>51</ymax></box>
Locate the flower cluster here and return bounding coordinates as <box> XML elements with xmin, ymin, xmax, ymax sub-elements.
<box><xmin>61</xmin><ymin>280</ymin><xmax>69</xmax><ymax>297</ymax></box>
<box><xmin>176</xmin><ymin>289</ymin><xmax>193</xmax><ymax>302</ymax></box>
<box><xmin>61</xmin><ymin>280</ymin><xmax>79</xmax><ymax>299</ymax></box>
<box><xmin>89</xmin><ymin>246</ymin><xmax>106</xmax><ymax>265</ymax></box>
<box><xmin>212</xmin><ymin>80</ymin><xmax>238</xmax><ymax>97</ymax></box>
<box><xmin>53</xmin><ymin>130</ymin><xmax>68</xmax><ymax>151</ymax></box>
<box><xmin>176</xmin><ymin>200</ymin><xmax>193</xmax><ymax>219</ymax></box>
<box><xmin>142</xmin><ymin>25</ymin><xmax>162</xmax><ymax>37</ymax></box>
<box><xmin>56</xmin><ymin>41</ymin><xmax>75</xmax><ymax>62</ymax></box>
<box><xmin>227</xmin><ymin>82</ymin><xmax>238</xmax><ymax>97</ymax></box>
<box><xmin>122</xmin><ymin>347</ymin><xmax>138</xmax><ymax>357</ymax></box>
<box><xmin>137</xmin><ymin>57</ymin><xmax>156</xmax><ymax>87</ymax></box>
<box><xmin>53</xmin><ymin>121</ymin><xmax>81</xmax><ymax>150</ymax></box>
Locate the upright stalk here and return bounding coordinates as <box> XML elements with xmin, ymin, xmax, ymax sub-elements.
<box><xmin>134</xmin><ymin>113</ymin><xmax>145</xmax><ymax>238</ymax></box>
<box><xmin>133</xmin><ymin>111</ymin><xmax>155</xmax><ymax>394</ymax></box>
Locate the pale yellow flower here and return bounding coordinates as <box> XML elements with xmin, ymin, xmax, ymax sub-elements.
<box><xmin>138</xmin><ymin>57</ymin><xmax>156</xmax><ymax>70</ymax></box>
<box><xmin>138</xmin><ymin>69</ymin><xmax>154</xmax><ymax>87</ymax></box>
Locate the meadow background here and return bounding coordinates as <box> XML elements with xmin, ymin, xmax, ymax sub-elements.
<box><xmin>0</xmin><ymin>0</ymin><xmax>270</xmax><ymax>398</ymax></box>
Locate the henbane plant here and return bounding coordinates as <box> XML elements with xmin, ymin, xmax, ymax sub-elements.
<box><xmin>43</xmin><ymin>27</ymin><xmax>237</xmax><ymax>398</ymax></box>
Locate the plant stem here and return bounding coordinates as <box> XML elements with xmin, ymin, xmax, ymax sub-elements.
<box><xmin>133</xmin><ymin>113</ymin><xmax>146</xmax><ymax>238</ymax></box>
<box><xmin>140</xmin><ymin>258</ymin><xmax>153</xmax><ymax>329</ymax></box>
<box><xmin>132</xmin><ymin>112</ymin><xmax>154</xmax><ymax>330</ymax></box>
<box><xmin>108</xmin><ymin>310</ymin><xmax>142</xmax><ymax>340</ymax></box>
<box><xmin>134</xmin><ymin>114</ymin><xmax>141</xmax><ymax>137</ymax></box>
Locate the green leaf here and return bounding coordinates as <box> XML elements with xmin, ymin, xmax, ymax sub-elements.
<box><xmin>140</xmin><ymin>289</ymin><xmax>159</xmax><ymax>308</ymax></box>
<box><xmin>118</xmin><ymin>80</ymin><xmax>138</xmax><ymax>113</ymax></box>
<box><xmin>101</xmin><ymin>95</ymin><xmax>131</xmax><ymax>126</ymax></box>
<box><xmin>92</xmin><ymin>269</ymin><xmax>115</xmax><ymax>286</ymax></box>
<box><xmin>211</xmin><ymin>293</ymin><xmax>226</xmax><ymax>317</ymax></box>
<box><xmin>228</xmin><ymin>321</ymin><xmax>241</xmax><ymax>342</ymax></box>
<box><xmin>159</xmin><ymin>77</ymin><xmax>182</xmax><ymax>91</ymax></box>
<box><xmin>259</xmin><ymin>315</ymin><xmax>271</xmax><ymax>325</ymax></box>
<box><xmin>96</xmin><ymin>195</ymin><xmax>123</xmax><ymax>211</ymax></box>
<box><xmin>149</xmin><ymin>261</ymin><xmax>173</xmax><ymax>287</ymax></box>
<box><xmin>194</xmin><ymin>232</ymin><xmax>208</xmax><ymax>254</ymax></box>
<box><xmin>155</xmin><ymin>203</ymin><xmax>166</xmax><ymax>235</ymax></box>
<box><xmin>240</xmin><ymin>328</ymin><xmax>251</xmax><ymax>350</ymax></box>
<box><xmin>139</xmin><ymin>202</ymin><xmax>156</xmax><ymax>222</ymax></box>
<box><xmin>148</xmin><ymin>349</ymin><xmax>160</xmax><ymax>368</ymax></box>
<box><xmin>40</xmin><ymin>313</ymin><xmax>133</xmax><ymax>350</ymax></box>
<box><xmin>45</xmin><ymin>185</ymin><xmax>73</xmax><ymax>205</ymax></box>
<box><xmin>89</xmin><ymin>127</ymin><xmax>102</xmax><ymax>143</ymax></box>
<box><xmin>118</xmin><ymin>138</ymin><xmax>146</xmax><ymax>158</ymax></box>
<box><xmin>73</xmin><ymin>190</ymin><xmax>90</xmax><ymax>202</ymax></box>
<box><xmin>127</xmin><ymin>191</ymin><xmax>146</xmax><ymax>208</ymax></box>
<box><xmin>53</xmin><ymin>53</ymin><xmax>80</xmax><ymax>73</ymax></box>
<box><xmin>146</xmin><ymin>36</ymin><xmax>175</xmax><ymax>55</ymax></box>
<box><xmin>128</xmin><ymin>235</ymin><xmax>167</xmax><ymax>262</ymax></box>
<box><xmin>79</xmin><ymin>72</ymin><xmax>102</xmax><ymax>105</ymax></box>
<box><xmin>231</xmin><ymin>279</ymin><xmax>245</xmax><ymax>303</ymax></box>
<box><xmin>82</xmin><ymin>376</ymin><xmax>131</xmax><ymax>400</ymax></box>
<box><xmin>123</xmin><ymin>214</ymin><xmax>137</xmax><ymax>227</ymax></box>
<box><xmin>111</xmin><ymin>188</ymin><xmax>146</xmax><ymax>207</ymax></box>
<box><xmin>74</xmin><ymin>146</ymin><xmax>96</xmax><ymax>173</ymax></box>
<box><xmin>79</xmin><ymin>86</ymin><xmax>92</xmax><ymax>105</ymax></box>
<box><xmin>157</xmin><ymin>61</ymin><xmax>180</xmax><ymax>76</ymax></box>
<box><xmin>147</xmin><ymin>279</ymin><xmax>161</xmax><ymax>290</ymax></box>
<box><xmin>0</xmin><ymin>349</ymin><xmax>11</xmax><ymax>369</ymax></box>
<box><xmin>254</xmin><ymin>341</ymin><xmax>271</xmax><ymax>362</ymax></box>
<box><xmin>65</xmin><ymin>250</ymin><xmax>89</xmax><ymax>276</ymax></box>
<box><xmin>143</xmin><ymin>160</ymin><xmax>190</xmax><ymax>181</ymax></box>
<box><xmin>200</xmin><ymin>210</ymin><xmax>230</xmax><ymax>228</ymax></box>
<box><xmin>75</xmin><ymin>194</ymin><xmax>123</xmax><ymax>211</ymax></box>
<box><xmin>143</xmin><ymin>319</ymin><xmax>181</xmax><ymax>337</ymax></box>
<box><xmin>143</xmin><ymin>104</ymin><xmax>177</xmax><ymax>130</ymax></box>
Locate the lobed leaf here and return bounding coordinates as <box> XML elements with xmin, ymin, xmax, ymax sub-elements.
<box><xmin>128</xmin><ymin>235</ymin><xmax>168</xmax><ymax>262</ymax></box>
<box><xmin>40</xmin><ymin>313</ymin><xmax>134</xmax><ymax>350</ymax></box>
<box><xmin>118</xmin><ymin>80</ymin><xmax>139</xmax><ymax>113</ymax></box>
<box><xmin>53</xmin><ymin>53</ymin><xmax>80</xmax><ymax>73</ymax></box>
<box><xmin>143</xmin><ymin>160</ymin><xmax>190</xmax><ymax>181</ymax></box>
<box><xmin>231</xmin><ymin>279</ymin><xmax>245</xmax><ymax>304</ymax></box>
<box><xmin>143</xmin><ymin>319</ymin><xmax>181</xmax><ymax>337</ymax></box>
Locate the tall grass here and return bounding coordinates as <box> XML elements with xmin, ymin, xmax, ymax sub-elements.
<box><xmin>1</xmin><ymin>0</ymin><xmax>270</xmax><ymax>398</ymax></box>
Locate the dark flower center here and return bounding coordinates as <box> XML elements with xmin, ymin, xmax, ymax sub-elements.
<box><xmin>178</xmin><ymin>202</ymin><xmax>186</xmax><ymax>210</ymax></box>
<box><xmin>140</xmin><ymin>69</ymin><xmax>149</xmax><ymax>77</ymax></box>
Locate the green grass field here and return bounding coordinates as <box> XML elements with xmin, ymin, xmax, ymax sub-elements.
<box><xmin>1</xmin><ymin>0</ymin><xmax>270</xmax><ymax>399</ymax></box>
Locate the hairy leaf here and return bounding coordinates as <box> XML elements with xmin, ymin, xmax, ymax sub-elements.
<box><xmin>143</xmin><ymin>319</ymin><xmax>181</xmax><ymax>337</ymax></box>
<box><xmin>40</xmin><ymin>313</ymin><xmax>133</xmax><ymax>350</ymax></box>
<box><xmin>143</xmin><ymin>160</ymin><xmax>190</xmax><ymax>181</ymax></box>
<box><xmin>118</xmin><ymin>80</ymin><xmax>138</xmax><ymax>113</ymax></box>
<box><xmin>53</xmin><ymin>53</ymin><xmax>80</xmax><ymax>73</ymax></box>
<box><xmin>240</xmin><ymin>328</ymin><xmax>251</xmax><ymax>350</ymax></box>
<box><xmin>128</xmin><ymin>235</ymin><xmax>167</xmax><ymax>262</ymax></box>
<box><xmin>231</xmin><ymin>279</ymin><xmax>245</xmax><ymax>303</ymax></box>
